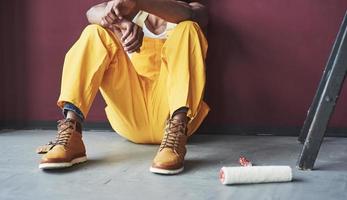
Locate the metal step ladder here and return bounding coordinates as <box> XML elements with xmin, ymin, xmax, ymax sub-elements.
<box><xmin>297</xmin><ymin>11</ymin><xmax>347</xmax><ymax>170</ymax></box>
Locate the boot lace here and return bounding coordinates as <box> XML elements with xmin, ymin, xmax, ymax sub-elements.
<box><xmin>53</xmin><ymin>119</ymin><xmax>75</xmax><ymax>147</ymax></box>
<box><xmin>160</xmin><ymin>119</ymin><xmax>187</xmax><ymax>152</ymax></box>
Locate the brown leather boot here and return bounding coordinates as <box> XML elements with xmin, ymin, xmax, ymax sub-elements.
<box><xmin>38</xmin><ymin>119</ymin><xmax>87</xmax><ymax>169</ymax></box>
<box><xmin>150</xmin><ymin>118</ymin><xmax>188</xmax><ymax>174</ymax></box>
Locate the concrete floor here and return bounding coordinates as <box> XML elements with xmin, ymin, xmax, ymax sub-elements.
<box><xmin>0</xmin><ymin>130</ymin><xmax>347</xmax><ymax>200</ymax></box>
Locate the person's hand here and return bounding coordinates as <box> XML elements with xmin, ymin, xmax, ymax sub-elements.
<box><xmin>112</xmin><ymin>0</ymin><xmax>137</xmax><ymax>19</ymax></box>
<box><xmin>101</xmin><ymin>1</ymin><xmax>117</xmax><ymax>28</ymax></box>
<box><xmin>102</xmin><ymin>0</ymin><xmax>137</xmax><ymax>24</ymax></box>
<box><xmin>112</xmin><ymin>19</ymin><xmax>144</xmax><ymax>53</ymax></box>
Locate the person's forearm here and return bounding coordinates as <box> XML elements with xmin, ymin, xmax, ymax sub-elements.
<box><xmin>86</xmin><ymin>2</ymin><xmax>123</xmax><ymax>40</ymax></box>
<box><xmin>87</xmin><ymin>1</ymin><xmax>139</xmax><ymax>25</ymax></box>
<box><xmin>136</xmin><ymin>0</ymin><xmax>207</xmax><ymax>27</ymax></box>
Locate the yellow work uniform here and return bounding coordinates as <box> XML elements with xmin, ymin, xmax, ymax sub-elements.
<box><xmin>57</xmin><ymin>18</ymin><xmax>209</xmax><ymax>144</ymax></box>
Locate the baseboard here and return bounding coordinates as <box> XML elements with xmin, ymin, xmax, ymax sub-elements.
<box><xmin>197</xmin><ymin>124</ymin><xmax>347</xmax><ymax>137</ymax></box>
<box><xmin>1</xmin><ymin>120</ymin><xmax>347</xmax><ymax>137</ymax></box>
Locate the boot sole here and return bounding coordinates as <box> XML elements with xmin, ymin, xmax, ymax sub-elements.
<box><xmin>149</xmin><ymin>166</ymin><xmax>184</xmax><ymax>175</ymax></box>
<box><xmin>39</xmin><ymin>156</ymin><xmax>87</xmax><ymax>169</ymax></box>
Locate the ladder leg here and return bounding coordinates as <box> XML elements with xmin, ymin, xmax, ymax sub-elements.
<box><xmin>297</xmin><ymin>20</ymin><xmax>347</xmax><ymax>170</ymax></box>
<box><xmin>298</xmin><ymin>12</ymin><xmax>347</xmax><ymax>143</ymax></box>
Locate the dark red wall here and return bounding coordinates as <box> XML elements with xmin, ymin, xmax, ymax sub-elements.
<box><xmin>206</xmin><ymin>0</ymin><xmax>347</xmax><ymax>128</ymax></box>
<box><xmin>2</xmin><ymin>0</ymin><xmax>347</xmax><ymax>131</ymax></box>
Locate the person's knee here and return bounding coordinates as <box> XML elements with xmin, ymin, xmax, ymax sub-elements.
<box><xmin>82</xmin><ymin>24</ymin><xmax>107</xmax><ymax>37</ymax></box>
<box><xmin>77</xmin><ymin>24</ymin><xmax>120</xmax><ymax>52</ymax></box>
<box><xmin>168</xmin><ymin>21</ymin><xmax>203</xmax><ymax>40</ymax></box>
<box><xmin>176</xmin><ymin>20</ymin><xmax>200</xmax><ymax>31</ymax></box>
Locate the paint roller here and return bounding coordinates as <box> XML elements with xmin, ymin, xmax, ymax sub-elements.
<box><xmin>219</xmin><ymin>156</ymin><xmax>293</xmax><ymax>185</ymax></box>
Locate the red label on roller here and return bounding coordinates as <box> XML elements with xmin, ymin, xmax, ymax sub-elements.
<box><xmin>239</xmin><ymin>156</ymin><xmax>252</xmax><ymax>167</ymax></box>
<box><xmin>219</xmin><ymin>168</ymin><xmax>225</xmax><ymax>183</ymax></box>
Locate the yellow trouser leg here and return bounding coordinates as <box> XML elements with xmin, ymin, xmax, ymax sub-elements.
<box><xmin>162</xmin><ymin>21</ymin><xmax>208</xmax><ymax>118</ymax></box>
<box><xmin>136</xmin><ymin>21</ymin><xmax>209</xmax><ymax>142</ymax></box>
<box><xmin>58</xmin><ymin>24</ymin><xmax>151</xmax><ymax>143</ymax></box>
<box><xmin>58</xmin><ymin>24</ymin><xmax>118</xmax><ymax>116</ymax></box>
<box><xmin>154</xmin><ymin>21</ymin><xmax>209</xmax><ymax>135</ymax></box>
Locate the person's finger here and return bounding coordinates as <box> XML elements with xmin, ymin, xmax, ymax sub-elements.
<box><xmin>127</xmin><ymin>41</ymin><xmax>142</xmax><ymax>53</ymax></box>
<box><xmin>123</xmin><ymin>26</ymin><xmax>139</xmax><ymax>46</ymax></box>
<box><xmin>123</xmin><ymin>32</ymin><xmax>138</xmax><ymax>47</ymax></box>
<box><xmin>134</xmin><ymin>42</ymin><xmax>142</xmax><ymax>52</ymax></box>
<box><xmin>101</xmin><ymin>17</ymin><xmax>110</xmax><ymax>27</ymax></box>
<box><xmin>124</xmin><ymin>37</ymin><xmax>140</xmax><ymax>52</ymax></box>
<box><xmin>111</xmin><ymin>24</ymin><xmax>120</xmax><ymax>31</ymax></box>
<box><xmin>107</xmin><ymin>12</ymin><xmax>117</xmax><ymax>21</ymax></box>
<box><xmin>132</xmin><ymin>32</ymin><xmax>143</xmax><ymax>53</ymax></box>
<box><xmin>125</xmin><ymin>28</ymin><xmax>144</xmax><ymax>52</ymax></box>
<box><xmin>108</xmin><ymin>25</ymin><xmax>114</xmax><ymax>30</ymax></box>
<box><xmin>105</xmin><ymin>15</ymin><xmax>114</xmax><ymax>24</ymax></box>
<box><xmin>123</xmin><ymin>33</ymin><xmax>137</xmax><ymax>48</ymax></box>
<box><xmin>134</xmin><ymin>30</ymin><xmax>144</xmax><ymax>53</ymax></box>
<box><xmin>126</xmin><ymin>43</ymin><xmax>139</xmax><ymax>53</ymax></box>
<box><xmin>101</xmin><ymin>19</ymin><xmax>106</xmax><ymax>26</ymax></box>
<box><xmin>121</xmin><ymin>24</ymin><xmax>133</xmax><ymax>42</ymax></box>
<box><xmin>113</xmin><ymin>5</ymin><xmax>123</xmax><ymax>19</ymax></box>
<box><xmin>139</xmin><ymin>31</ymin><xmax>144</xmax><ymax>46</ymax></box>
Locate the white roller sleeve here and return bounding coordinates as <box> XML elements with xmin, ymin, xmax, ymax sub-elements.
<box><xmin>220</xmin><ymin>166</ymin><xmax>292</xmax><ymax>185</ymax></box>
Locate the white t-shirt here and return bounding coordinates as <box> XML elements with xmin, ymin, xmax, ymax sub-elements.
<box><xmin>142</xmin><ymin>21</ymin><xmax>167</xmax><ymax>39</ymax></box>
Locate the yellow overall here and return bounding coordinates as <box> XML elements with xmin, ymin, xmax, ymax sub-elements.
<box><xmin>57</xmin><ymin>20</ymin><xmax>209</xmax><ymax>144</ymax></box>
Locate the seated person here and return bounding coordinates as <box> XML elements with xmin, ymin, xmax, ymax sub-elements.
<box><xmin>37</xmin><ymin>0</ymin><xmax>209</xmax><ymax>175</ymax></box>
